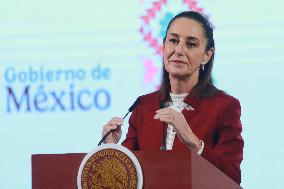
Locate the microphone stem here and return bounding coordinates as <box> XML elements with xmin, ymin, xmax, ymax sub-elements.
<box><xmin>98</xmin><ymin>130</ymin><xmax>112</xmax><ymax>146</ymax></box>
<box><xmin>122</xmin><ymin>112</ymin><xmax>129</xmax><ymax>119</ymax></box>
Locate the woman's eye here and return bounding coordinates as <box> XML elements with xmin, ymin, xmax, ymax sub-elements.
<box><xmin>169</xmin><ymin>38</ymin><xmax>178</xmax><ymax>43</ymax></box>
<box><xmin>187</xmin><ymin>42</ymin><xmax>196</xmax><ymax>48</ymax></box>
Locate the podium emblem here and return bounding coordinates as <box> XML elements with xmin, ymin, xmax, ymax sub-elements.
<box><xmin>77</xmin><ymin>144</ymin><xmax>143</xmax><ymax>189</ymax></box>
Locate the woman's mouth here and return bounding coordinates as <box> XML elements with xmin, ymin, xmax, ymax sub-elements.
<box><xmin>170</xmin><ymin>60</ymin><xmax>187</xmax><ymax>64</ymax></box>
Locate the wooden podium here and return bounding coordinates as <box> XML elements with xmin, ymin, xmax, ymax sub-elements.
<box><xmin>32</xmin><ymin>150</ymin><xmax>241</xmax><ymax>189</ymax></box>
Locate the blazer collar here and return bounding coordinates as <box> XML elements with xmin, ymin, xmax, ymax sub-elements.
<box><xmin>183</xmin><ymin>95</ymin><xmax>202</xmax><ymax>111</ymax></box>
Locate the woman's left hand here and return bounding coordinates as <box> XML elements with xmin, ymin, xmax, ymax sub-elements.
<box><xmin>154</xmin><ymin>108</ymin><xmax>201</xmax><ymax>152</ymax></box>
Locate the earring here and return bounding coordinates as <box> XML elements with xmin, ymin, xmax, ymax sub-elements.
<box><xmin>201</xmin><ymin>64</ymin><xmax>205</xmax><ymax>72</ymax></box>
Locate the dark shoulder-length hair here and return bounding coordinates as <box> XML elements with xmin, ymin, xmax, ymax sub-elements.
<box><xmin>159</xmin><ymin>11</ymin><xmax>218</xmax><ymax>99</ymax></box>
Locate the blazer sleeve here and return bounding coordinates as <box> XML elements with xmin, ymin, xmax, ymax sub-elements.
<box><xmin>201</xmin><ymin>97</ymin><xmax>244</xmax><ymax>184</ymax></box>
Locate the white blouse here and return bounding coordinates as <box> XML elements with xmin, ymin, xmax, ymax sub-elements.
<box><xmin>166</xmin><ymin>93</ymin><xmax>204</xmax><ymax>155</ymax></box>
<box><xmin>166</xmin><ymin>93</ymin><xmax>188</xmax><ymax>150</ymax></box>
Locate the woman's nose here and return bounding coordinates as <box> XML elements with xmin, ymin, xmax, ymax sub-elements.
<box><xmin>174</xmin><ymin>42</ymin><xmax>185</xmax><ymax>55</ymax></box>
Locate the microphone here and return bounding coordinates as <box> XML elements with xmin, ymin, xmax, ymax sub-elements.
<box><xmin>98</xmin><ymin>97</ymin><xmax>141</xmax><ymax>146</ymax></box>
<box><xmin>123</xmin><ymin>97</ymin><xmax>141</xmax><ymax>119</ymax></box>
<box><xmin>159</xmin><ymin>101</ymin><xmax>167</xmax><ymax>151</ymax></box>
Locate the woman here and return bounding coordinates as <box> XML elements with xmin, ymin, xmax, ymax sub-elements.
<box><xmin>102</xmin><ymin>11</ymin><xmax>244</xmax><ymax>184</ymax></box>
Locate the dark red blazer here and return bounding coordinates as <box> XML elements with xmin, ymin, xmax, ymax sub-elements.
<box><xmin>121</xmin><ymin>90</ymin><xmax>244</xmax><ymax>184</ymax></box>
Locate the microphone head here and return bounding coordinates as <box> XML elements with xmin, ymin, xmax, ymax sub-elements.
<box><xmin>159</xmin><ymin>101</ymin><xmax>165</xmax><ymax>109</ymax></box>
<box><xmin>128</xmin><ymin>97</ymin><xmax>141</xmax><ymax>112</ymax></box>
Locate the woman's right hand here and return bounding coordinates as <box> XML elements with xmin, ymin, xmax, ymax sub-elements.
<box><xmin>102</xmin><ymin>117</ymin><xmax>123</xmax><ymax>144</ymax></box>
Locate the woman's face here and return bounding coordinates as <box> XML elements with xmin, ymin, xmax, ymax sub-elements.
<box><xmin>163</xmin><ymin>17</ymin><xmax>213</xmax><ymax>79</ymax></box>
